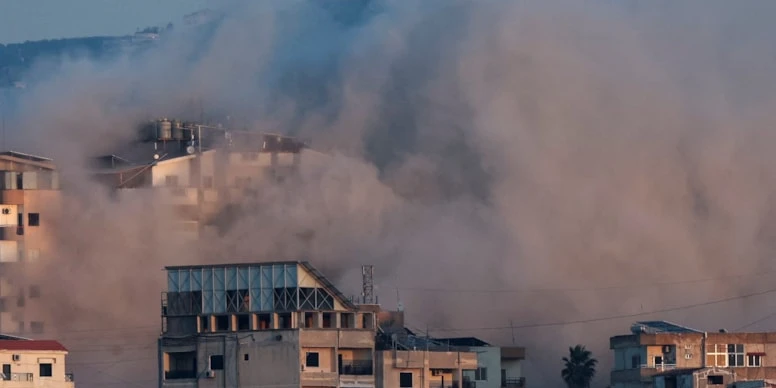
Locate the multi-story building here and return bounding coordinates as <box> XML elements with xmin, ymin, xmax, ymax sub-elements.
<box><xmin>0</xmin><ymin>338</ymin><xmax>74</xmax><ymax>387</ymax></box>
<box><xmin>611</xmin><ymin>321</ymin><xmax>776</xmax><ymax>388</ymax></box>
<box><xmin>92</xmin><ymin>119</ymin><xmax>309</xmax><ymax>239</ymax></box>
<box><xmin>0</xmin><ymin>151</ymin><xmax>60</xmax><ymax>336</ymax></box>
<box><xmin>159</xmin><ymin>261</ymin><xmax>378</xmax><ymax>388</ymax></box>
<box><xmin>434</xmin><ymin>337</ymin><xmax>526</xmax><ymax>388</ymax></box>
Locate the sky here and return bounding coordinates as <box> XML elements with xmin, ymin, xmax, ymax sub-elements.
<box><xmin>0</xmin><ymin>0</ymin><xmax>210</xmax><ymax>44</ymax></box>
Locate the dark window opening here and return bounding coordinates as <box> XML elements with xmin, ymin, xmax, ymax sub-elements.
<box><xmin>39</xmin><ymin>363</ymin><xmax>52</xmax><ymax>377</ymax></box>
<box><xmin>708</xmin><ymin>375</ymin><xmax>724</xmax><ymax>385</ymax></box>
<box><xmin>199</xmin><ymin>316</ymin><xmax>209</xmax><ymax>332</ymax></box>
<box><xmin>210</xmin><ymin>355</ymin><xmax>224</xmax><ymax>371</ymax></box>
<box><xmin>277</xmin><ymin>313</ymin><xmax>292</xmax><ymax>329</ymax></box>
<box><xmin>16</xmin><ymin>213</ymin><xmax>22</xmax><ymax>228</ymax></box>
<box><xmin>27</xmin><ymin>213</ymin><xmax>39</xmax><ymax>227</ymax></box>
<box><xmin>226</xmin><ymin>289</ymin><xmax>249</xmax><ymax>313</ymax></box>
<box><xmin>258</xmin><ymin>314</ymin><xmax>272</xmax><ymax>329</ymax></box>
<box><xmin>306</xmin><ymin>352</ymin><xmax>319</xmax><ymax>367</ymax></box>
<box><xmin>341</xmin><ymin>313</ymin><xmax>355</xmax><ymax>329</ymax></box>
<box><xmin>631</xmin><ymin>355</ymin><xmax>640</xmax><ymax>369</ymax></box>
<box><xmin>15</xmin><ymin>174</ymin><xmax>22</xmax><ymax>190</ymax></box>
<box><xmin>237</xmin><ymin>315</ymin><xmax>250</xmax><ymax>331</ymax></box>
<box><xmin>400</xmin><ymin>372</ymin><xmax>413</xmax><ymax>387</ymax></box>
<box><xmin>361</xmin><ymin>313</ymin><xmax>374</xmax><ymax>329</ymax></box>
<box><xmin>165</xmin><ymin>351</ymin><xmax>196</xmax><ymax>380</ymax></box>
<box><xmin>304</xmin><ymin>312</ymin><xmax>317</xmax><ymax>328</ymax></box>
<box><xmin>2</xmin><ymin>364</ymin><xmax>10</xmax><ymax>380</ymax></box>
<box><xmin>215</xmin><ymin>315</ymin><xmax>230</xmax><ymax>331</ymax></box>
<box><xmin>322</xmin><ymin>312</ymin><xmax>334</xmax><ymax>328</ymax></box>
<box><xmin>29</xmin><ymin>286</ymin><xmax>40</xmax><ymax>299</ymax></box>
<box><xmin>244</xmin><ymin>354</ymin><xmax>249</xmax><ymax>361</ymax></box>
<box><xmin>475</xmin><ymin>367</ymin><xmax>487</xmax><ymax>381</ymax></box>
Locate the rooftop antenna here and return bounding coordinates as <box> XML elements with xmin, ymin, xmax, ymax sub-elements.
<box><xmin>361</xmin><ymin>265</ymin><xmax>375</xmax><ymax>304</ymax></box>
<box><xmin>396</xmin><ymin>288</ymin><xmax>404</xmax><ymax>312</ymax></box>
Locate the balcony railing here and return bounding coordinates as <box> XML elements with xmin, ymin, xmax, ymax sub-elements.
<box><xmin>165</xmin><ymin>370</ymin><xmax>197</xmax><ymax>380</ymax></box>
<box><xmin>429</xmin><ymin>382</ymin><xmax>476</xmax><ymax>388</ymax></box>
<box><xmin>339</xmin><ymin>360</ymin><xmax>372</xmax><ymax>375</ymax></box>
<box><xmin>2</xmin><ymin>372</ymin><xmax>34</xmax><ymax>382</ymax></box>
<box><xmin>640</xmin><ymin>363</ymin><xmax>676</xmax><ymax>371</ymax></box>
<box><xmin>502</xmin><ymin>377</ymin><xmax>526</xmax><ymax>388</ymax></box>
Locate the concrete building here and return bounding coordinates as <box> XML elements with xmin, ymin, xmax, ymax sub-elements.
<box><xmin>158</xmin><ymin>261</ymin><xmax>377</xmax><ymax>388</ymax></box>
<box><xmin>92</xmin><ymin>119</ymin><xmax>309</xmax><ymax>240</ymax></box>
<box><xmin>0</xmin><ymin>338</ymin><xmax>74</xmax><ymax>387</ymax></box>
<box><xmin>610</xmin><ymin>321</ymin><xmax>776</xmax><ymax>388</ymax></box>
<box><xmin>0</xmin><ymin>151</ymin><xmax>60</xmax><ymax>336</ymax></box>
<box><xmin>434</xmin><ymin>338</ymin><xmax>526</xmax><ymax>388</ymax></box>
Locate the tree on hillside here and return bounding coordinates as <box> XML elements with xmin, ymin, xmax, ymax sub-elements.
<box><xmin>561</xmin><ymin>345</ymin><xmax>598</xmax><ymax>388</ymax></box>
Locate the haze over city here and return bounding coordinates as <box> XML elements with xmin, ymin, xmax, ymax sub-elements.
<box><xmin>2</xmin><ymin>1</ymin><xmax>776</xmax><ymax>388</ymax></box>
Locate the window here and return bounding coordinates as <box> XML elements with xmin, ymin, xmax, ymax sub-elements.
<box><xmin>475</xmin><ymin>367</ymin><xmax>488</xmax><ymax>381</ymax></box>
<box><xmin>39</xmin><ymin>363</ymin><xmax>52</xmax><ymax>377</ymax></box>
<box><xmin>707</xmin><ymin>375</ymin><xmax>724</xmax><ymax>385</ymax></box>
<box><xmin>2</xmin><ymin>364</ymin><xmax>10</xmax><ymax>380</ymax></box>
<box><xmin>728</xmin><ymin>344</ymin><xmax>745</xmax><ymax>366</ymax></box>
<box><xmin>399</xmin><ymin>372</ymin><xmax>413</xmax><ymax>387</ymax></box>
<box><xmin>748</xmin><ymin>354</ymin><xmax>762</xmax><ymax>367</ymax></box>
<box><xmin>631</xmin><ymin>355</ymin><xmax>641</xmax><ymax>369</ymax></box>
<box><xmin>209</xmin><ymin>355</ymin><xmax>224</xmax><ymax>370</ymax></box>
<box><xmin>27</xmin><ymin>213</ymin><xmax>39</xmax><ymax>227</ymax></box>
<box><xmin>306</xmin><ymin>352</ymin><xmax>319</xmax><ymax>367</ymax></box>
<box><xmin>27</xmin><ymin>249</ymin><xmax>40</xmax><ymax>262</ymax></box>
<box><xmin>653</xmin><ymin>356</ymin><xmax>663</xmax><ymax>366</ymax></box>
<box><xmin>30</xmin><ymin>322</ymin><xmax>43</xmax><ymax>334</ymax></box>
<box><xmin>165</xmin><ymin>175</ymin><xmax>179</xmax><ymax>187</ymax></box>
<box><xmin>244</xmin><ymin>354</ymin><xmax>249</xmax><ymax>361</ymax></box>
<box><xmin>29</xmin><ymin>286</ymin><xmax>40</xmax><ymax>298</ymax></box>
<box><xmin>707</xmin><ymin>344</ymin><xmax>728</xmax><ymax>367</ymax></box>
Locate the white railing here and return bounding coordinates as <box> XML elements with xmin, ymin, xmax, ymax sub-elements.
<box><xmin>640</xmin><ymin>363</ymin><xmax>677</xmax><ymax>371</ymax></box>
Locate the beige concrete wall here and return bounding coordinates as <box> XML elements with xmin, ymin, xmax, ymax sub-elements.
<box><xmin>302</xmin><ymin>347</ymin><xmax>335</xmax><ymax>372</ymax></box>
<box><xmin>152</xmin><ymin>157</ymin><xmax>193</xmax><ymax>187</ymax></box>
<box><xmin>0</xmin><ymin>350</ymin><xmax>72</xmax><ymax>388</ymax></box>
<box><xmin>299</xmin><ymin>329</ymin><xmax>374</xmax><ymax>349</ymax></box>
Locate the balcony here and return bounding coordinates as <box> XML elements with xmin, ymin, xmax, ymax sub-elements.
<box><xmin>502</xmin><ymin>377</ymin><xmax>526</xmax><ymax>388</ymax></box>
<box><xmin>339</xmin><ymin>360</ymin><xmax>372</xmax><ymax>375</ymax></box>
<box><xmin>2</xmin><ymin>372</ymin><xmax>34</xmax><ymax>381</ymax></box>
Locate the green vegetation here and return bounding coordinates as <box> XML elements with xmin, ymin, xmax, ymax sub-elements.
<box><xmin>561</xmin><ymin>345</ymin><xmax>598</xmax><ymax>388</ymax></box>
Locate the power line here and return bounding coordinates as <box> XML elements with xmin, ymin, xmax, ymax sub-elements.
<box><xmin>734</xmin><ymin>311</ymin><xmax>776</xmax><ymax>332</ymax></box>
<box><xmin>427</xmin><ymin>286</ymin><xmax>776</xmax><ymax>332</ymax></box>
<box><xmin>391</xmin><ymin>268</ymin><xmax>776</xmax><ymax>294</ymax></box>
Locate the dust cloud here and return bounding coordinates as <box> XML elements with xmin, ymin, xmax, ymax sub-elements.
<box><xmin>5</xmin><ymin>0</ymin><xmax>776</xmax><ymax>386</ymax></box>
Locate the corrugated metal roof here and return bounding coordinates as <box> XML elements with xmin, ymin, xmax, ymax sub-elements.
<box><xmin>0</xmin><ymin>340</ymin><xmax>67</xmax><ymax>352</ymax></box>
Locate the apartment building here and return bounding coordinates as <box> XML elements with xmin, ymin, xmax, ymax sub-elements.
<box><xmin>92</xmin><ymin>119</ymin><xmax>308</xmax><ymax>239</ymax></box>
<box><xmin>434</xmin><ymin>338</ymin><xmax>526</xmax><ymax>388</ymax></box>
<box><xmin>159</xmin><ymin>261</ymin><xmax>377</xmax><ymax>388</ymax></box>
<box><xmin>610</xmin><ymin>321</ymin><xmax>776</xmax><ymax>388</ymax></box>
<box><xmin>0</xmin><ymin>151</ymin><xmax>60</xmax><ymax>336</ymax></box>
<box><xmin>0</xmin><ymin>338</ymin><xmax>74</xmax><ymax>387</ymax></box>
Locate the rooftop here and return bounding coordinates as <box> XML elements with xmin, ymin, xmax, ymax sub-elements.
<box><xmin>0</xmin><ymin>340</ymin><xmax>67</xmax><ymax>352</ymax></box>
<box><xmin>434</xmin><ymin>337</ymin><xmax>492</xmax><ymax>347</ymax></box>
<box><xmin>630</xmin><ymin>321</ymin><xmax>703</xmax><ymax>334</ymax></box>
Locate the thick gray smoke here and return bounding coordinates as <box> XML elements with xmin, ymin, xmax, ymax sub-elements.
<box><xmin>7</xmin><ymin>0</ymin><xmax>776</xmax><ymax>386</ymax></box>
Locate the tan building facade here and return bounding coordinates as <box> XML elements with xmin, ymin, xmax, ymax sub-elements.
<box><xmin>0</xmin><ymin>339</ymin><xmax>74</xmax><ymax>388</ymax></box>
<box><xmin>611</xmin><ymin>321</ymin><xmax>776</xmax><ymax>388</ymax></box>
<box><xmin>0</xmin><ymin>152</ymin><xmax>60</xmax><ymax>336</ymax></box>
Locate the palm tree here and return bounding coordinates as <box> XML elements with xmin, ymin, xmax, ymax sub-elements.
<box><xmin>561</xmin><ymin>345</ymin><xmax>598</xmax><ymax>388</ymax></box>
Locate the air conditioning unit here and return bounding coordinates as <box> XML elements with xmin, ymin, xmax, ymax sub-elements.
<box><xmin>663</xmin><ymin>346</ymin><xmax>672</xmax><ymax>354</ymax></box>
<box><xmin>685</xmin><ymin>353</ymin><xmax>693</xmax><ymax>359</ymax></box>
<box><xmin>12</xmin><ymin>354</ymin><xmax>20</xmax><ymax>361</ymax></box>
<box><xmin>206</xmin><ymin>370</ymin><xmax>215</xmax><ymax>379</ymax></box>
<box><xmin>2</xmin><ymin>208</ymin><xmax>10</xmax><ymax>215</ymax></box>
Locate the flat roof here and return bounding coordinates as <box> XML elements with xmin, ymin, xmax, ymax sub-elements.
<box><xmin>165</xmin><ymin>260</ymin><xmax>303</xmax><ymax>271</ymax></box>
<box><xmin>631</xmin><ymin>321</ymin><xmax>703</xmax><ymax>334</ymax></box>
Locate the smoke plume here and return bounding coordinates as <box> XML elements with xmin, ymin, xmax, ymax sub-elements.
<box><xmin>5</xmin><ymin>0</ymin><xmax>776</xmax><ymax>386</ymax></box>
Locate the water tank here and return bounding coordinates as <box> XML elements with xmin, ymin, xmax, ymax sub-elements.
<box><xmin>157</xmin><ymin>119</ymin><xmax>172</xmax><ymax>140</ymax></box>
<box><xmin>172</xmin><ymin>120</ymin><xmax>184</xmax><ymax>140</ymax></box>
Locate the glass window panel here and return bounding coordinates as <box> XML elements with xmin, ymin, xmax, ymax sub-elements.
<box><xmin>737</xmin><ymin>355</ymin><xmax>744</xmax><ymax>366</ymax></box>
<box><xmin>728</xmin><ymin>344</ymin><xmax>735</xmax><ymax>353</ymax></box>
<box><xmin>717</xmin><ymin>355</ymin><xmax>726</xmax><ymax>366</ymax></box>
<box><xmin>736</xmin><ymin>344</ymin><xmax>744</xmax><ymax>353</ymax></box>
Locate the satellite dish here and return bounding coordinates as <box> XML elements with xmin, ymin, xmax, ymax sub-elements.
<box><xmin>186</xmin><ymin>146</ymin><xmax>196</xmax><ymax>154</ymax></box>
<box><xmin>153</xmin><ymin>154</ymin><xmax>160</xmax><ymax>160</ymax></box>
